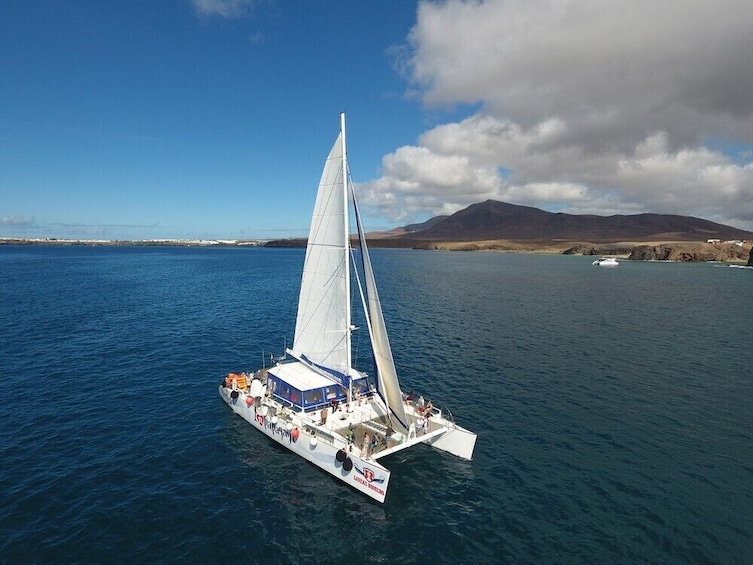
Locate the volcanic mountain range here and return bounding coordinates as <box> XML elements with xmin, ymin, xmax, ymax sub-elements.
<box><xmin>368</xmin><ymin>200</ymin><xmax>753</xmax><ymax>245</ymax></box>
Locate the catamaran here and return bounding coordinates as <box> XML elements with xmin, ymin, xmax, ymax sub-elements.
<box><xmin>219</xmin><ymin>113</ymin><xmax>476</xmax><ymax>503</ymax></box>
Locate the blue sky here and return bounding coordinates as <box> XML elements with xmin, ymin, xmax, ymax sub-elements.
<box><xmin>3</xmin><ymin>0</ymin><xmax>753</xmax><ymax>240</ymax></box>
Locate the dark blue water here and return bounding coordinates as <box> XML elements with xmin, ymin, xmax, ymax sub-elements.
<box><xmin>1</xmin><ymin>246</ymin><xmax>751</xmax><ymax>564</ymax></box>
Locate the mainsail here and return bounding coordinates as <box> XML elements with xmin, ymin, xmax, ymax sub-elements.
<box><xmin>292</xmin><ymin>129</ymin><xmax>350</xmax><ymax>377</ymax></box>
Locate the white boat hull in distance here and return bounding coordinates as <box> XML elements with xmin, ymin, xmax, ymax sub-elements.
<box><xmin>593</xmin><ymin>257</ymin><xmax>619</xmax><ymax>266</ymax></box>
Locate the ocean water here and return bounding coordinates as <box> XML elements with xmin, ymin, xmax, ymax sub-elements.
<box><xmin>1</xmin><ymin>245</ymin><xmax>751</xmax><ymax>564</ymax></box>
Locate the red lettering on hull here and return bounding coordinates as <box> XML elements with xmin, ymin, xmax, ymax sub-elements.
<box><xmin>353</xmin><ymin>475</ymin><xmax>384</xmax><ymax>496</ymax></box>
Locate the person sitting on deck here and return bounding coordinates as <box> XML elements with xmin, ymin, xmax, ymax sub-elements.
<box><xmin>424</xmin><ymin>400</ymin><xmax>433</xmax><ymax>417</ymax></box>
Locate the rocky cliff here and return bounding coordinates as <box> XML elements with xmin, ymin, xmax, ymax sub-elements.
<box><xmin>748</xmin><ymin>246</ymin><xmax>753</xmax><ymax>266</ymax></box>
<box><xmin>562</xmin><ymin>244</ymin><xmax>635</xmax><ymax>256</ymax></box>
<box><xmin>628</xmin><ymin>242</ymin><xmax>751</xmax><ymax>262</ymax></box>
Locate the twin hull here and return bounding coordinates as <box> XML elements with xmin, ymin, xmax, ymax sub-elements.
<box><xmin>219</xmin><ymin>386</ymin><xmax>391</xmax><ymax>503</ymax></box>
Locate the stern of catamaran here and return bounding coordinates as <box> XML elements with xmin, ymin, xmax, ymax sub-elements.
<box><xmin>390</xmin><ymin>402</ymin><xmax>478</xmax><ymax>461</ymax></box>
<box><xmin>422</xmin><ymin>423</ymin><xmax>476</xmax><ymax>460</ymax></box>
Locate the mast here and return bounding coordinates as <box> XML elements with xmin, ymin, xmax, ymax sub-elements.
<box><xmin>341</xmin><ymin>112</ymin><xmax>352</xmax><ymax>375</ymax></box>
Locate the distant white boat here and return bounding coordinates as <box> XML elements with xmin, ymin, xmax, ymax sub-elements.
<box><xmin>219</xmin><ymin>113</ymin><xmax>476</xmax><ymax>503</ymax></box>
<box><xmin>593</xmin><ymin>257</ymin><xmax>619</xmax><ymax>266</ymax></box>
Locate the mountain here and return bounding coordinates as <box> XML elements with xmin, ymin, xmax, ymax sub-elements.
<box><xmin>394</xmin><ymin>215</ymin><xmax>449</xmax><ymax>234</ymax></box>
<box><xmin>385</xmin><ymin>200</ymin><xmax>753</xmax><ymax>243</ymax></box>
<box><xmin>366</xmin><ymin>215</ymin><xmax>448</xmax><ymax>239</ymax></box>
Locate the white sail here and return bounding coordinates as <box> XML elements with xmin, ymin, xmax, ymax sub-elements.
<box><xmin>292</xmin><ymin>114</ymin><xmax>408</xmax><ymax>431</ymax></box>
<box><xmin>353</xmin><ymin>190</ymin><xmax>410</xmax><ymax>433</ymax></box>
<box><xmin>292</xmin><ymin>130</ymin><xmax>350</xmax><ymax>375</ymax></box>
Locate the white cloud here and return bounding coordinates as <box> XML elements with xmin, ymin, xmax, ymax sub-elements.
<box><xmin>366</xmin><ymin>0</ymin><xmax>753</xmax><ymax>230</ymax></box>
<box><xmin>1</xmin><ymin>216</ymin><xmax>35</xmax><ymax>226</ymax></box>
<box><xmin>188</xmin><ymin>0</ymin><xmax>258</xmax><ymax>19</ymax></box>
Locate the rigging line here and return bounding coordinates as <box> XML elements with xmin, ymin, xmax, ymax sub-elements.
<box><xmin>349</xmin><ymin>222</ymin><xmax>382</xmax><ymax>392</ymax></box>
<box><xmin>350</xmin><ymin>187</ymin><xmax>399</xmax><ymax>429</ymax></box>
<box><xmin>351</xmin><ymin>185</ymin><xmax>410</xmax><ymax>433</ymax></box>
<box><xmin>348</xmin><ymin>247</ymin><xmax>365</xmax><ymax>358</ymax></box>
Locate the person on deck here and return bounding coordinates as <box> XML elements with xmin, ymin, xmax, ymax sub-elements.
<box><xmin>320</xmin><ymin>406</ymin><xmax>328</xmax><ymax>426</ymax></box>
<box><xmin>370</xmin><ymin>434</ymin><xmax>379</xmax><ymax>455</ymax></box>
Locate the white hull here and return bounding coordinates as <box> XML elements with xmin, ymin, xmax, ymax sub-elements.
<box><xmin>219</xmin><ymin>383</ymin><xmax>476</xmax><ymax>503</ymax></box>
<box><xmin>220</xmin><ymin>385</ymin><xmax>391</xmax><ymax>502</ymax></box>
<box><xmin>593</xmin><ymin>257</ymin><xmax>619</xmax><ymax>266</ymax></box>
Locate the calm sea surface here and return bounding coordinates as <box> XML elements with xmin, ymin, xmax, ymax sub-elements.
<box><xmin>1</xmin><ymin>246</ymin><xmax>751</xmax><ymax>564</ymax></box>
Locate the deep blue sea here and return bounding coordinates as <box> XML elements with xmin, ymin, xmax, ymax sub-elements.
<box><xmin>1</xmin><ymin>245</ymin><xmax>751</xmax><ymax>564</ymax></box>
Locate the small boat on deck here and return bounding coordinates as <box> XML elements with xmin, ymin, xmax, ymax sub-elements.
<box><xmin>218</xmin><ymin>113</ymin><xmax>476</xmax><ymax>503</ymax></box>
<box><xmin>593</xmin><ymin>257</ymin><xmax>619</xmax><ymax>266</ymax></box>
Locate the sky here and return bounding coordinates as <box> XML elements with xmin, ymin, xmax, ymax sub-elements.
<box><xmin>2</xmin><ymin>0</ymin><xmax>753</xmax><ymax>240</ymax></box>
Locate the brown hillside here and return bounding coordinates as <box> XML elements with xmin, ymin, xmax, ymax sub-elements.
<box><xmin>388</xmin><ymin>200</ymin><xmax>753</xmax><ymax>243</ymax></box>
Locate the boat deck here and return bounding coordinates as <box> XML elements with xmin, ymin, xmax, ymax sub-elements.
<box><xmin>260</xmin><ymin>392</ymin><xmax>449</xmax><ymax>461</ymax></box>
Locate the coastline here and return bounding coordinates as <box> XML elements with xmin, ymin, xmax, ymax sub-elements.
<box><xmin>2</xmin><ymin>237</ymin><xmax>750</xmax><ymax>263</ymax></box>
<box><xmin>0</xmin><ymin>237</ymin><xmax>269</xmax><ymax>248</ymax></box>
<box><xmin>369</xmin><ymin>238</ymin><xmax>753</xmax><ymax>263</ymax></box>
